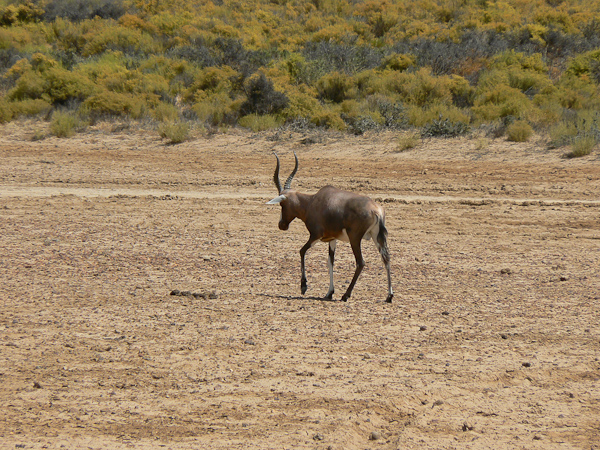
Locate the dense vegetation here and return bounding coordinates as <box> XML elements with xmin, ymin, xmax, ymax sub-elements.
<box><xmin>1</xmin><ymin>0</ymin><xmax>600</xmax><ymax>150</ymax></box>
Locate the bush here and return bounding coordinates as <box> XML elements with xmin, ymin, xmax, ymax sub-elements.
<box><xmin>396</xmin><ymin>131</ymin><xmax>420</xmax><ymax>151</ymax></box>
<box><xmin>152</xmin><ymin>102</ymin><xmax>179</xmax><ymax>122</ymax></box>
<box><xmin>238</xmin><ymin>114</ymin><xmax>282</xmax><ymax>132</ymax></box>
<box><xmin>240</xmin><ymin>73</ymin><xmax>289</xmax><ymax>116</ymax></box>
<box><xmin>11</xmin><ymin>99</ymin><xmax>52</xmax><ymax>117</ymax></box>
<box><xmin>43</xmin><ymin>0</ymin><xmax>126</xmax><ymax>21</ymax></box>
<box><xmin>158</xmin><ymin>121</ymin><xmax>190</xmax><ymax>144</ymax></box>
<box><xmin>193</xmin><ymin>92</ymin><xmax>239</xmax><ymax>126</ymax></box>
<box><xmin>0</xmin><ymin>98</ymin><xmax>13</xmax><ymax>123</ymax></box>
<box><xmin>83</xmin><ymin>91</ymin><xmax>145</xmax><ymax>118</ymax></box>
<box><xmin>421</xmin><ymin>115</ymin><xmax>469</xmax><ymax>138</ymax></box>
<box><xmin>566</xmin><ymin>135</ymin><xmax>595</xmax><ymax>158</ymax></box>
<box><xmin>381</xmin><ymin>53</ymin><xmax>415</xmax><ymax>71</ymax></box>
<box><xmin>506</xmin><ymin>120</ymin><xmax>533</xmax><ymax>142</ymax></box>
<box><xmin>310</xmin><ymin>108</ymin><xmax>346</xmax><ymax>130</ymax></box>
<box><xmin>316</xmin><ymin>71</ymin><xmax>356</xmax><ymax>103</ymax></box>
<box><xmin>50</xmin><ymin>111</ymin><xmax>83</xmax><ymax>138</ymax></box>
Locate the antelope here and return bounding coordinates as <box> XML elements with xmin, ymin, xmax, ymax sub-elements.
<box><xmin>266</xmin><ymin>152</ymin><xmax>393</xmax><ymax>303</ymax></box>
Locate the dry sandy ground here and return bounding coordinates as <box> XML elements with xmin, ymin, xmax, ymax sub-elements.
<box><xmin>0</xmin><ymin>120</ymin><xmax>599</xmax><ymax>449</ymax></box>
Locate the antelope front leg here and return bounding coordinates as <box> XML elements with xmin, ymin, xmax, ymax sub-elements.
<box><xmin>299</xmin><ymin>239</ymin><xmax>315</xmax><ymax>295</ymax></box>
<box><xmin>325</xmin><ymin>241</ymin><xmax>336</xmax><ymax>300</ymax></box>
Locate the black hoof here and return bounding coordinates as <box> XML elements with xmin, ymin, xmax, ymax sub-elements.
<box><xmin>385</xmin><ymin>294</ymin><xmax>394</xmax><ymax>303</ymax></box>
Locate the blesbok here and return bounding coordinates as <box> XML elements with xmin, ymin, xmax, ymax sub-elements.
<box><xmin>266</xmin><ymin>152</ymin><xmax>393</xmax><ymax>303</ymax></box>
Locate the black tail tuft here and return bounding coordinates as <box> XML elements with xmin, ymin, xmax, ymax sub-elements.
<box><xmin>376</xmin><ymin>217</ymin><xmax>390</xmax><ymax>264</ymax></box>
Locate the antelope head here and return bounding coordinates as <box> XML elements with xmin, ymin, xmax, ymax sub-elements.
<box><xmin>266</xmin><ymin>152</ymin><xmax>301</xmax><ymax>230</ymax></box>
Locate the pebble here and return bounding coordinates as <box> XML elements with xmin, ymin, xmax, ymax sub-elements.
<box><xmin>419</xmin><ymin>326</ymin><xmax>427</xmax><ymax>331</ymax></box>
<box><xmin>369</xmin><ymin>431</ymin><xmax>381</xmax><ymax>440</ymax></box>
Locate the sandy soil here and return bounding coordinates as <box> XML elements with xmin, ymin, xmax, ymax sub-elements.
<box><xmin>1</xmin><ymin>120</ymin><xmax>599</xmax><ymax>449</ymax></box>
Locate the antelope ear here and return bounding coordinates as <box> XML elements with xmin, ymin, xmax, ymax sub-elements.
<box><xmin>266</xmin><ymin>194</ymin><xmax>286</xmax><ymax>205</ymax></box>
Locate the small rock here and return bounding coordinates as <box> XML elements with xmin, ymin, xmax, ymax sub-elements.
<box><xmin>419</xmin><ymin>326</ymin><xmax>427</xmax><ymax>331</ymax></box>
<box><xmin>533</xmin><ymin>435</ymin><xmax>542</xmax><ymax>440</ymax></box>
<box><xmin>522</xmin><ymin>362</ymin><xmax>532</xmax><ymax>368</ymax></box>
<box><xmin>441</xmin><ymin>311</ymin><xmax>450</xmax><ymax>316</ymax></box>
<box><xmin>560</xmin><ymin>276</ymin><xmax>569</xmax><ymax>282</ymax></box>
<box><xmin>501</xmin><ymin>333</ymin><xmax>508</xmax><ymax>339</ymax></box>
<box><xmin>170</xmin><ymin>289</ymin><xmax>181</xmax><ymax>296</ymax></box>
<box><xmin>500</xmin><ymin>268</ymin><xmax>512</xmax><ymax>275</ymax></box>
<box><xmin>33</xmin><ymin>381</ymin><xmax>42</xmax><ymax>389</ymax></box>
<box><xmin>462</xmin><ymin>422</ymin><xmax>474</xmax><ymax>431</ymax></box>
<box><xmin>244</xmin><ymin>338</ymin><xmax>255</xmax><ymax>346</ymax></box>
<box><xmin>313</xmin><ymin>433</ymin><xmax>324</xmax><ymax>441</ymax></box>
<box><xmin>369</xmin><ymin>431</ymin><xmax>382</xmax><ymax>441</ymax></box>
<box><xmin>433</xmin><ymin>399</ymin><xmax>444</xmax><ymax>407</ymax></box>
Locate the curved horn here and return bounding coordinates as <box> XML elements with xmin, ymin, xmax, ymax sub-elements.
<box><xmin>272</xmin><ymin>152</ymin><xmax>282</xmax><ymax>193</ymax></box>
<box><xmin>283</xmin><ymin>152</ymin><xmax>299</xmax><ymax>190</ymax></box>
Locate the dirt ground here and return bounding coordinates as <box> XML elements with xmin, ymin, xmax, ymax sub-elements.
<box><xmin>1</xmin><ymin>120</ymin><xmax>599</xmax><ymax>449</ymax></box>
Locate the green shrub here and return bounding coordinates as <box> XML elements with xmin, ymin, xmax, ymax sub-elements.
<box><xmin>0</xmin><ymin>98</ymin><xmax>13</xmax><ymax>123</ymax></box>
<box><xmin>240</xmin><ymin>73</ymin><xmax>289</xmax><ymax>116</ymax></box>
<box><xmin>396</xmin><ymin>131</ymin><xmax>420</xmax><ymax>151</ymax></box>
<box><xmin>316</xmin><ymin>71</ymin><xmax>356</xmax><ymax>103</ymax></box>
<box><xmin>83</xmin><ymin>91</ymin><xmax>145</xmax><ymax>118</ymax></box>
<box><xmin>238</xmin><ymin>114</ymin><xmax>282</xmax><ymax>132</ymax></box>
<box><xmin>381</xmin><ymin>53</ymin><xmax>415</xmax><ymax>71</ymax></box>
<box><xmin>472</xmin><ymin>85</ymin><xmax>534</xmax><ymax>122</ymax></box>
<box><xmin>159</xmin><ymin>121</ymin><xmax>190</xmax><ymax>144</ymax></box>
<box><xmin>152</xmin><ymin>102</ymin><xmax>179</xmax><ymax>122</ymax></box>
<box><xmin>193</xmin><ymin>92</ymin><xmax>240</xmax><ymax>126</ymax></box>
<box><xmin>50</xmin><ymin>111</ymin><xmax>83</xmax><ymax>138</ymax></box>
<box><xmin>8</xmin><ymin>71</ymin><xmax>46</xmax><ymax>101</ymax></box>
<box><xmin>408</xmin><ymin>103</ymin><xmax>470</xmax><ymax>128</ymax></box>
<box><xmin>506</xmin><ymin>120</ymin><xmax>533</xmax><ymax>142</ymax></box>
<box><xmin>11</xmin><ymin>99</ymin><xmax>52</xmax><ymax>117</ymax></box>
<box><xmin>421</xmin><ymin>115</ymin><xmax>469</xmax><ymax>138</ymax></box>
<box><xmin>386</xmin><ymin>68</ymin><xmax>454</xmax><ymax>107</ymax></box>
<box><xmin>566</xmin><ymin>135</ymin><xmax>595</xmax><ymax>158</ymax></box>
<box><xmin>310</xmin><ymin>108</ymin><xmax>346</xmax><ymax>130</ymax></box>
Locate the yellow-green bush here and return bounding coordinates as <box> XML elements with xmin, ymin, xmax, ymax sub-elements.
<box><xmin>506</xmin><ymin>120</ymin><xmax>533</xmax><ymax>142</ymax></box>
<box><xmin>472</xmin><ymin>85</ymin><xmax>534</xmax><ymax>122</ymax></box>
<box><xmin>83</xmin><ymin>91</ymin><xmax>145</xmax><ymax>118</ymax></box>
<box><xmin>386</xmin><ymin>68</ymin><xmax>455</xmax><ymax>107</ymax></box>
<box><xmin>381</xmin><ymin>53</ymin><xmax>415</xmax><ymax>71</ymax></box>
<box><xmin>50</xmin><ymin>110</ymin><xmax>83</xmax><ymax>138</ymax></box>
<box><xmin>184</xmin><ymin>66</ymin><xmax>241</xmax><ymax>103</ymax></box>
<box><xmin>82</xmin><ymin>24</ymin><xmax>158</xmax><ymax>57</ymax></box>
<box><xmin>158</xmin><ymin>120</ymin><xmax>190</xmax><ymax>144</ymax></box>
<box><xmin>10</xmin><ymin>98</ymin><xmax>52</xmax><ymax>117</ymax></box>
<box><xmin>0</xmin><ymin>98</ymin><xmax>13</xmax><ymax>123</ymax></box>
<box><xmin>152</xmin><ymin>101</ymin><xmax>179</xmax><ymax>122</ymax></box>
<box><xmin>310</xmin><ymin>106</ymin><xmax>346</xmax><ymax>130</ymax></box>
<box><xmin>193</xmin><ymin>92</ymin><xmax>240</xmax><ymax>126</ymax></box>
<box><xmin>408</xmin><ymin>103</ymin><xmax>470</xmax><ymax>128</ymax></box>
<box><xmin>396</xmin><ymin>131</ymin><xmax>420</xmax><ymax>152</ymax></box>
<box><xmin>316</xmin><ymin>71</ymin><xmax>356</xmax><ymax>103</ymax></box>
<box><xmin>238</xmin><ymin>113</ymin><xmax>282</xmax><ymax>131</ymax></box>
